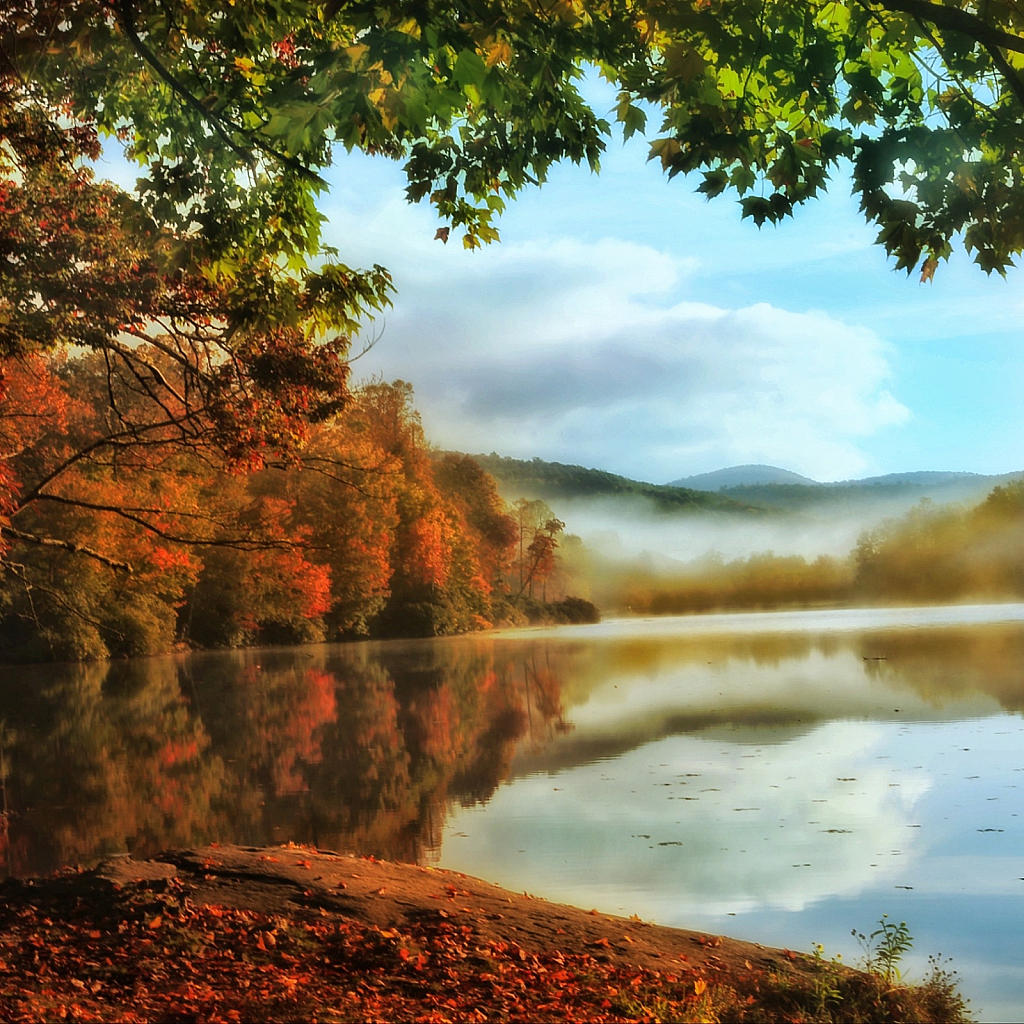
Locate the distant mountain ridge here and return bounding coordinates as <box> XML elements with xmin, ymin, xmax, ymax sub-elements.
<box><xmin>465</xmin><ymin>454</ymin><xmax>764</xmax><ymax>515</ymax></box>
<box><xmin>674</xmin><ymin>465</ymin><xmax>1023</xmax><ymax>517</ymax></box>
<box><xmin>668</xmin><ymin>465</ymin><xmax>993</xmax><ymax>491</ymax></box>
<box><xmin>845</xmin><ymin>470</ymin><xmax>983</xmax><ymax>487</ymax></box>
<box><xmin>668</xmin><ymin>465</ymin><xmax>817</xmax><ymax>489</ymax></box>
<box><xmin>470</xmin><ymin>454</ymin><xmax>1023</xmax><ymax>522</ymax></box>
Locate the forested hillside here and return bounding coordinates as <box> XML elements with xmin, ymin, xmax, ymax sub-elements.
<box><xmin>469</xmin><ymin>454</ymin><xmax>765</xmax><ymax>515</ymax></box>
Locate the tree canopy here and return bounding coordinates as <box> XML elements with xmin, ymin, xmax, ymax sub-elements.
<box><xmin>6</xmin><ymin>0</ymin><xmax>1024</xmax><ymax>282</ymax></box>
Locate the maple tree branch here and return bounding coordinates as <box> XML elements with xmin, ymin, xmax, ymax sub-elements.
<box><xmin>17</xmin><ymin>413</ymin><xmax>210</xmax><ymax>507</ymax></box>
<box><xmin>26</xmin><ymin>493</ymin><xmax>299</xmax><ymax>550</ymax></box>
<box><xmin>115</xmin><ymin>0</ymin><xmax>326</xmax><ymax>185</ymax></box>
<box><xmin>982</xmin><ymin>38</ymin><xmax>1024</xmax><ymax>106</ymax></box>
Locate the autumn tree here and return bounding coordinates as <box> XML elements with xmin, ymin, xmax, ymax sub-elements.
<box><xmin>509</xmin><ymin>499</ymin><xmax>565</xmax><ymax>600</ymax></box>
<box><xmin>0</xmin><ymin>119</ymin><xmax>386</xmax><ymax>546</ymax></box>
<box><xmin>854</xmin><ymin>484</ymin><xmax>1024</xmax><ymax>602</ymax></box>
<box><xmin>433</xmin><ymin>453</ymin><xmax>518</xmax><ymax>602</ymax></box>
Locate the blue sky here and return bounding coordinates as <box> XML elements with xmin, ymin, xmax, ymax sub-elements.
<box><xmin>317</xmin><ymin>71</ymin><xmax>1023</xmax><ymax>486</ymax></box>
<box><xmin>101</xmin><ymin>76</ymin><xmax>1024</xmax><ymax>486</ymax></box>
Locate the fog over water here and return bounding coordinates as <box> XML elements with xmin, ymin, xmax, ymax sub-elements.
<box><xmin>551</xmin><ymin>497</ymin><xmax>866</xmax><ymax>562</ymax></box>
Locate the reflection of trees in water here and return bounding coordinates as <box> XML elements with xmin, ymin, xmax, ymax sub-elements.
<box><xmin>858</xmin><ymin>625</ymin><xmax>1024</xmax><ymax>714</ymax></box>
<box><xmin>538</xmin><ymin>625</ymin><xmax>1024</xmax><ymax>718</ymax></box>
<box><xmin>507</xmin><ymin>623</ymin><xmax>1024</xmax><ymax>780</ymax></box>
<box><xmin>0</xmin><ymin>659</ymin><xmax>228</xmax><ymax>877</ymax></box>
<box><xmin>0</xmin><ymin>641</ymin><xmax>568</xmax><ymax>876</ymax></box>
<box><xmin>6</xmin><ymin>620</ymin><xmax>1018</xmax><ymax>878</ymax></box>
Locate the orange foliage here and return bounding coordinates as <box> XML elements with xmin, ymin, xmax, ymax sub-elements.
<box><xmin>403</xmin><ymin>513</ymin><xmax>453</xmax><ymax>590</ymax></box>
<box><xmin>2</xmin><ymin>361</ymin><xmax>520</xmax><ymax>656</ymax></box>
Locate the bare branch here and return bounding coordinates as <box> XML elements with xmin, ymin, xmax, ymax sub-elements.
<box><xmin>1</xmin><ymin>525</ymin><xmax>133</xmax><ymax>572</ymax></box>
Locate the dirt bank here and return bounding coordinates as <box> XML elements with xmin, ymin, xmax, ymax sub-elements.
<box><xmin>0</xmin><ymin>844</ymin><xmax>968</xmax><ymax>1022</ymax></box>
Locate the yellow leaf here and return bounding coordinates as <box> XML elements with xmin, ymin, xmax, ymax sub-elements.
<box><xmin>395</xmin><ymin>17</ymin><xmax>421</xmax><ymax>38</ymax></box>
<box><xmin>483</xmin><ymin>37</ymin><xmax>513</xmax><ymax>67</ymax></box>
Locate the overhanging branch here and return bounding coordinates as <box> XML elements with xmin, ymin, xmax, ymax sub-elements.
<box><xmin>873</xmin><ymin>0</ymin><xmax>1024</xmax><ymax>55</ymax></box>
<box><xmin>115</xmin><ymin>0</ymin><xmax>327</xmax><ymax>186</ymax></box>
<box><xmin>26</xmin><ymin>493</ymin><xmax>299</xmax><ymax>550</ymax></box>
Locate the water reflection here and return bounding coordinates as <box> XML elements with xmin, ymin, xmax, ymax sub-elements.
<box><xmin>0</xmin><ymin>641</ymin><xmax>572</xmax><ymax>876</ymax></box>
<box><xmin>443</xmin><ymin>719</ymin><xmax>936</xmax><ymax>916</ymax></box>
<box><xmin>2</xmin><ymin>606</ymin><xmax>1022</xmax><ymax>1019</ymax></box>
<box><xmin>0</xmin><ymin>607</ymin><xmax>1021</xmax><ymax>884</ymax></box>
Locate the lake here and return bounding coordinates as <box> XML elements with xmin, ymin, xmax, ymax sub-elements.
<box><xmin>1</xmin><ymin>604</ymin><xmax>1022</xmax><ymax>1020</ymax></box>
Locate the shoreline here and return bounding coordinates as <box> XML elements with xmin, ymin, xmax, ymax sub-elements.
<box><xmin>0</xmin><ymin>844</ymin><xmax>968</xmax><ymax>1022</ymax></box>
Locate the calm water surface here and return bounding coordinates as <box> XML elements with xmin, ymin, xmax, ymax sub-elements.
<box><xmin>1</xmin><ymin>604</ymin><xmax>1022</xmax><ymax>1020</ymax></box>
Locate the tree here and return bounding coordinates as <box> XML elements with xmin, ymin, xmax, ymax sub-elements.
<box><xmin>617</xmin><ymin>0</ymin><xmax>1024</xmax><ymax>277</ymax></box>
<box><xmin>0</xmin><ymin>120</ymin><xmax>384</xmax><ymax>566</ymax></box>
<box><xmin>510</xmin><ymin>499</ymin><xmax>565</xmax><ymax>599</ymax></box>
<box><xmin>433</xmin><ymin>453</ymin><xmax>518</xmax><ymax>597</ymax></box>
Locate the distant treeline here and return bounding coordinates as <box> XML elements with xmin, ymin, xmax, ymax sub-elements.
<box><xmin>0</xmin><ymin>358</ymin><xmax>596</xmax><ymax>664</ymax></box>
<box><xmin>580</xmin><ymin>484</ymin><xmax>1024</xmax><ymax>615</ymax></box>
<box><xmin>717</xmin><ymin>476</ymin><xmax>1019</xmax><ymax>514</ymax></box>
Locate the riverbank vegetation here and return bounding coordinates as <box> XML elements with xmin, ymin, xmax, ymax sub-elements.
<box><xmin>582</xmin><ymin>483</ymin><xmax>1024</xmax><ymax>616</ymax></box>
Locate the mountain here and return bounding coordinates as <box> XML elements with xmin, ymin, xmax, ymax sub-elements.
<box><xmin>465</xmin><ymin>452</ymin><xmax>1023</xmax><ymax>565</ymax></box>
<box><xmin>465</xmin><ymin>454</ymin><xmax>765</xmax><ymax>515</ymax></box>
<box><xmin>668</xmin><ymin>464</ymin><xmax>818</xmax><ymax>490</ymax></box>
<box><xmin>471</xmin><ymin>454</ymin><xmax>1024</xmax><ymax>519</ymax></box>
<box><xmin>713</xmin><ymin>470</ymin><xmax>1024</xmax><ymax>515</ymax></box>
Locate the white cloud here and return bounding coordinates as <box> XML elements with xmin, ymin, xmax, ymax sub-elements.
<box><xmin>327</xmin><ymin>188</ymin><xmax>910</xmax><ymax>483</ymax></box>
<box><xmin>440</xmin><ymin>720</ymin><xmax>929</xmax><ymax>918</ymax></box>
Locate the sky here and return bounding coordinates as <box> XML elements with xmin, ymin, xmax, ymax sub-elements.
<box><xmin>98</xmin><ymin>74</ymin><xmax>1024</xmax><ymax>487</ymax></box>
<box><xmin>311</xmin><ymin>72</ymin><xmax>1024</xmax><ymax>486</ymax></box>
